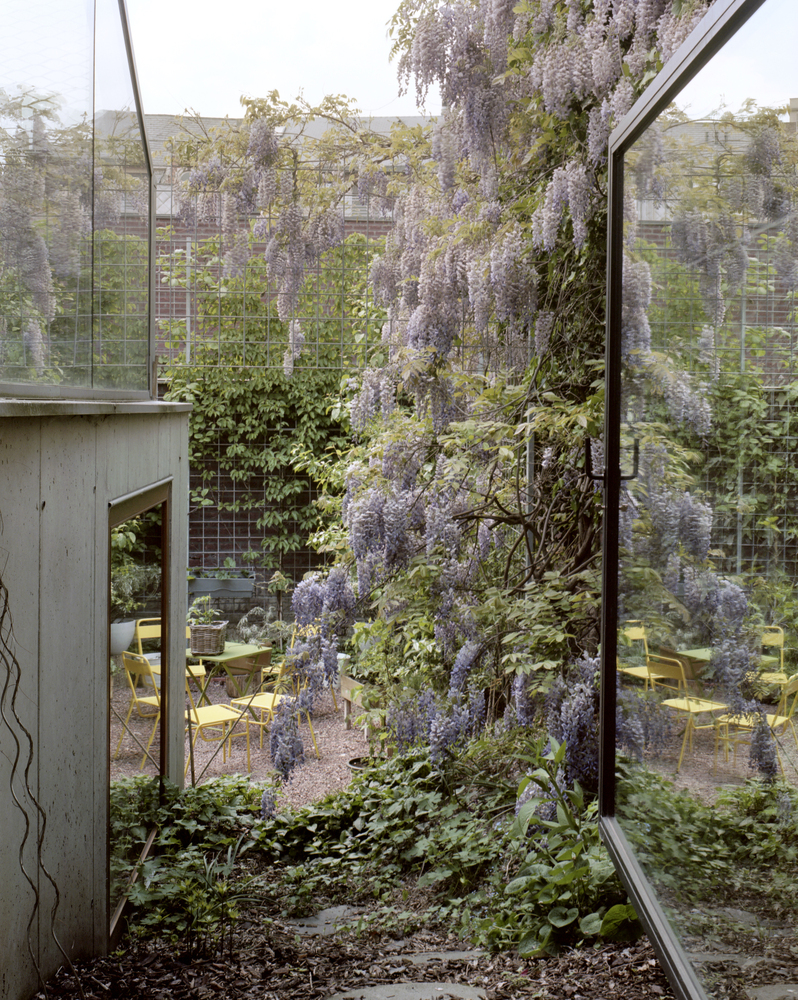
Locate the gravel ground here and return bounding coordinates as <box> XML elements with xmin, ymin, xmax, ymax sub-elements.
<box><xmin>110</xmin><ymin>672</ymin><xmax>369</xmax><ymax>807</ymax></box>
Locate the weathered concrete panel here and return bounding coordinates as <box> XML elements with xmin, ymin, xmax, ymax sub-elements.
<box><xmin>0</xmin><ymin>402</ymin><xmax>190</xmax><ymax>1000</ymax></box>
<box><xmin>0</xmin><ymin>421</ymin><xmax>44</xmax><ymax>999</ymax></box>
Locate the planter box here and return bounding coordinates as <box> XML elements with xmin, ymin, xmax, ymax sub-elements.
<box><xmin>188</xmin><ymin>577</ymin><xmax>255</xmax><ymax>601</ymax></box>
<box><xmin>339</xmin><ymin>672</ymin><xmax>364</xmax><ymax>728</ymax></box>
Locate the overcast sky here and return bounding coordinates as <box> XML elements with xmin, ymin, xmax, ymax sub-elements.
<box><xmin>673</xmin><ymin>0</ymin><xmax>795</xmax><ymax>120</ymax></box>
<box><xmin>125</xmin><ymin>0</ymin><xmax>440</xmax><ymax>121</ymax></box>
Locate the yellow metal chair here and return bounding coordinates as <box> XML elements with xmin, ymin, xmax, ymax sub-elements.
<box><xmin>270</xmin><ymin>623</ymin><xmax>339</xmax><ymax>710</ymax></box>
<box><xmin>114</xmin><ymin>651</ymin><xmax>161</xmax><ymax>769</ymax></box>
<box><xmin>184</xmin><ymin>690</ymin><xmax>247</xmax><ymax>778</ymax></box>
<box><xmin>655</xmin><ymin>657</ymin><xmax>727</xmax><ymax>772</ymax></box>
<box><xmin>232</xmin><ymin>663</ymin><xmax>321</xmax><ymax>771</ymax></box>
<box><xmin>715</xmin><ymin>674</ymin><xmax>798</xmax><ymax>774</ymax></box>
<box><xmin>617</xmin><ymin>624</ymin><xmax>680</xmax><ymax>693</ymax></box>
<box><xmin>617</xmin><ymin>622</ymin><xmax>655</xmax><ymax>688</ymax></box>
<box><xmin>646</xmin><ymin>652</ymin><xmax>689</xmax><ymax>696</ymax></box>
<box><xmin>135</xmin><ymin>618</ymin><xmax>207</xmax><ymax>695</ymax></box>
<box><xmin>760</xmin><ymin>626</ymin><xmax>785</xmax><ymax>675</ymax></box>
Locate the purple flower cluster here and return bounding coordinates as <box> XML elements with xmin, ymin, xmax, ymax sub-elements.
<box><xmin>260</xmin><ymin>787</ymin><xmax>277</xmax><ymax>819</ymax></box>
<box><xmin>282</xmin><ymin>320</ymin><xmax>305</xmax><ymax>377</ymax></box>
<box><xmin>749</xmin><ymin>713</ymin><xmax>779</xmax><ymax>781</ymax></box>
<box><xmin>269</xmin><ymin>700</ymin><xmax>305</xmax><ymax>782</ymax></box>
<box><xmin>292</xmin><ymin>574</ymin><xmax>326</xmax><ymax>625</ymax></box>
<box><xmin>349</xmin><ymin>368</ymin><xmax>396</xmax><ymax>434</ymax></box>
<box><xmin>247</xmin><ymin>120</ymin><xmax>280</xmax><ymax>170</ymax></box>
<box><xmin>187</xmin><ymin>157</ymin><xmax>227</xmax><ymax>193</ymax></box>
<box><xmin>428</xmin><ymin>692</ymin><xmax>483</xmax><ymax>767</ymax></box>
<box><xmin>448</xmin><ymin>639</ymin><xmax>481</xmax><ymax>697</ymax></box>
<box><xmin>546</xmin><ymin>654</ymin><xmax>600</xmax><ymax>791</ymax></box>
<box><xmin>387</xmin><ymin>689</ymin><xmax>440</xmax><ymax>751</ymax></box>
<box><xmin>512</xmin><ymin>672</ymin><xmax>534</xmax><ymax>727</ymax></box>
<box><xmin>678</xmin><ymin>492</ymin><xmax>713</xmax><ymax>561</ymax></box>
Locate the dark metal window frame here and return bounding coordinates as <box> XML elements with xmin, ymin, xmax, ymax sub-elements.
<box><xmin>600</xmin><ymin>2</ymin><xmax>768</xmax><ymax>997</ymax></box>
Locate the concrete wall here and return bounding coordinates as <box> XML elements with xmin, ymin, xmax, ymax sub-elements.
<box><xmin>0</xmin><ymin>400</ymin><xmax>190</xmax><ymax>1000</ymax></box>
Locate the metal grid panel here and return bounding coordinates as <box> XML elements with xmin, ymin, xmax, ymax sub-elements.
<box><xmin>154</xmin><ymin>156</ymin><xmax>391</xmax><ymax>372</ymax></box>
<box><xmin>154</xmin><ymin>148</ymin><xmax>391</xmax><ymax>580</ymax></box>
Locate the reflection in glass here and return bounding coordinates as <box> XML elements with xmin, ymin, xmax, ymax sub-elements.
<box><xmin>0</xmin><ymin>0</ymin><xmax>149</xmax><ymax>392</ymax></box>
<box><xmin>109</xmin><ymin>508</ymin><xmax>163</xmax><ymax>917</ymax></box>
<box><xmin>615</xmin><ymin>5</ymin><xmax>798</xmax><ymax>993</ymax></box>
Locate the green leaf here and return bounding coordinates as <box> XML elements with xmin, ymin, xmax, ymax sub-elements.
<box><xmin>579</xmin><ymin>912</ymin><xmax>603</xmax><ymax>936</ymax></box>
<box><xmin>600</xmin><ymin>903</ymin><xmax>642</xmax><ymax>941</ymax></box>
<box><xmin>548</xmin><ymin>905</ymin><xmax>579</xmax><ymax>928</ymax></box>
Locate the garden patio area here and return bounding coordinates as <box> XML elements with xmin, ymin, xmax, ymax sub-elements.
<box><xmin>5</xmin><ymin>1</ymin><xmax>798</xmax><ymax>1000</ymax></box>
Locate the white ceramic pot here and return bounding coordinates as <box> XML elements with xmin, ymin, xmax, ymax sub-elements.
<box><xmin>110</xmin><ymin>619</ymin><xmax>136</xmax><ymax>655</ymax></box>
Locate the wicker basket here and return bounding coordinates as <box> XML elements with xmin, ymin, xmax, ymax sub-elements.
<box><xmin>189</xmin><ymin>621</ymin><xmax>228</xmax><ymax>656</ymax></box>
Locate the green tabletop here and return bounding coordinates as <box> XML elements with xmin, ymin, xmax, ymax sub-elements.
<box><xmin>187</xmin><ymin>643</ymin><xmax>271</xmax><ymax>702</ymax></box>
<box><xmin>675</xmin><ymin>647</ymin><xmax>712</xmax><ymax>661</ymax></box>
<box><xmin>191</xmin><ymin>642</ymin><xmax>269</xmax><ymax>663</ymax></box>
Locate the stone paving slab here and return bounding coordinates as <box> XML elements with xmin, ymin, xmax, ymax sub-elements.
<box><xmin>403</xmin><ymin>951</ymin><xmax>485</xmax><ymax>966</ymax></box>
<box><xmin>326</xmin><ymin>984</ymin><xmax>488</xmax><ymax>1000</ymax></box>
<box><xmin>748</xmin><ymin>987</ymin><xmax>798</xmax><ymax>1000</ymax></box>
<box><xmin>285</xmin><ymin>905</ymin><xmax>361</xmax><ymax>936</ymax></box>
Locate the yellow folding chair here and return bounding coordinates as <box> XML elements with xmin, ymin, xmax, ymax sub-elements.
<box><xmin>231</xmin><ymin>680</ymin><xmax>321</xmax><ymax>772</ymax></box>
<box><xmin>114</xmin><ymin>651</ymin><xmax>161</xmax><ymax>770</ymax></box>
<box><xmin>715</xmin><ymin>674</ymin><xmax>798</xmax><ymax>775</ymax></box>
<box><xmin>272</xmin><ymin>623</ymin><xmax>339</xmax><ymax>710</ymax></box>
<box><xmin>760</xmin><ymin>626</ymin><xmax>785</xmax><ymax>675</ymax></box>
<box><xmin>655</xmin><ymin>657</ymin><xmax>727</xmax><ymax>772</ymax></box>
<box><xmin>617</xmin><ymin>622</ymin><xmax>654</xmax><ymax>688</ymax></box>
<box><xmin>136</xmin><ymin>618</ymin><xmax>207</xmax><ymax>696</ymax></box>
<box><xmin>184</xmin><ymin>690</ymin><xmax>247</xmax><ymax>778</ymax></box>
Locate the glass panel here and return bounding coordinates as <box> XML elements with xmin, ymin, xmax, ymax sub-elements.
<box><xmin>616</xmin><ymin>0</ymin><xmax>798</xmax><ymax>992</ymax></box>
<box><xmin>0</xmin><ymin>0</ymin><xmax>150</xmax><ymax>393</ymax></box>
<box><xmin>109</xmin><ymin>507</ymin><xmax>164</xmax><ymax>917</ymax></box>
<box><xmin>93</xmin><ymin>0</ymin><xmax>149</xmax><ymax>390</ymax></box>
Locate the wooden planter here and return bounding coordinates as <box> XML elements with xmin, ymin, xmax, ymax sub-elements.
<box><xmin>339</xmin><ymin>673</ymin><xmax>365</xmax><ymax>729</ymax></box>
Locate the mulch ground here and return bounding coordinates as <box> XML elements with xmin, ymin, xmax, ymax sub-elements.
<box><xmin>38</xmin><ymin>928</ymin><xmax>677</xmax><ymax>999</ymax></box>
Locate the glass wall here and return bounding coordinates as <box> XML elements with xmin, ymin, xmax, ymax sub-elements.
<box><xmin>0</xmin><ymin>0</ymin><xmax>150</xmax><ymax>394</ymax></box>
<box><xmin>605</xmin><ymin>1</ymin><xmax>798</xmax><ymax>997</ymax></box>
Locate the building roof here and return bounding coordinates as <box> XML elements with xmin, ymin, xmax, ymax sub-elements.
<box><xmin>143</xmin><ymin>112</ymin><xmax>432</xmax><ymax>166</ymax></box>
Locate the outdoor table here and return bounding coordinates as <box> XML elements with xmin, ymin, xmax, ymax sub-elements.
<box><xmin>659</xmin><ymin>646</ymin><xmax>711</xmax><ymax>685</ymax></box>
<box><xmin>187</xmin><ymin>642</ymin><xmax>271</xmax><ymax>703</ymax></box>
<box><xmin>674</xmin><ymin>647</ymin><xmax>711</xmax><ymax>662</ymax></box>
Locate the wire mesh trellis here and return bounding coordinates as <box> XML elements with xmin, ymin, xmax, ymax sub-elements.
<box><xmin>148</xmin><ymin>114</ymin><xmax>404</xmax><ymax>586</ymax></box>
<box><xmin>631</xmin><ymin>111</ymin><xmax>798</xmax><ymax>590</ymax></box>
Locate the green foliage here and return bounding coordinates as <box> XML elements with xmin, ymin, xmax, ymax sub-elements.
<box><xmin>159</xmin><ymin>229</ymin><xmax>389</xmax><ymax>575</ymax></box>
<box><xmin>110</xmin><ymin>514</ymin><xmax>161</xmax><ymax>621</ymax></box>
<box><xmin>187</xmin><ymin>594</ymin><xmax>223</xmax><ymax>625</ymax></box>
<box><xmin>127</xmin><ymin>834</ymin><xmax>263</xmax><ymax>956</ymax></box>
<box><xmin>253</xmin><ymin>733</ymin><xmax>631</xmax><ymax>953</ymax></box>
<box><xmin>478</xmin><ymin>737</ymin><xmax>630</xmax><ymax>955</ymax></box>
<box><xmin>618</xmin><ymin>764</ymin><xmax>798</xmax><ymax>930</ymax></box>
<box><xmin>110</xmin><ymin>774</ymin><xmax>263</xmax><ymax>950</ymax></box>
<box><xmin>164</xmin><ymin>335</ymin><xmax>347</xmax><ymax>574</ymax></box>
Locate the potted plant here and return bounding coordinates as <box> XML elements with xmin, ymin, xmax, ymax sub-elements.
<box><xmin>110</xmin><ymin>562</ymin><xmax>161</xmax><ymax>654</ymax></box>
<box><xmin>187</xmin><ymin>595</ymin><xmax>228</xmax><ymax>656</ymax></box>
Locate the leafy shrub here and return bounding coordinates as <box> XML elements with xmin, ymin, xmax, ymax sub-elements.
<box><xmin>253</xmin><ymin>733</ymin><xmax>634</xmax><ymax>953</ymax></box>
<box><xmin>110</xmin><ymin>775</ymin><xmax>264</xmax><ymax>951</ymax></box>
